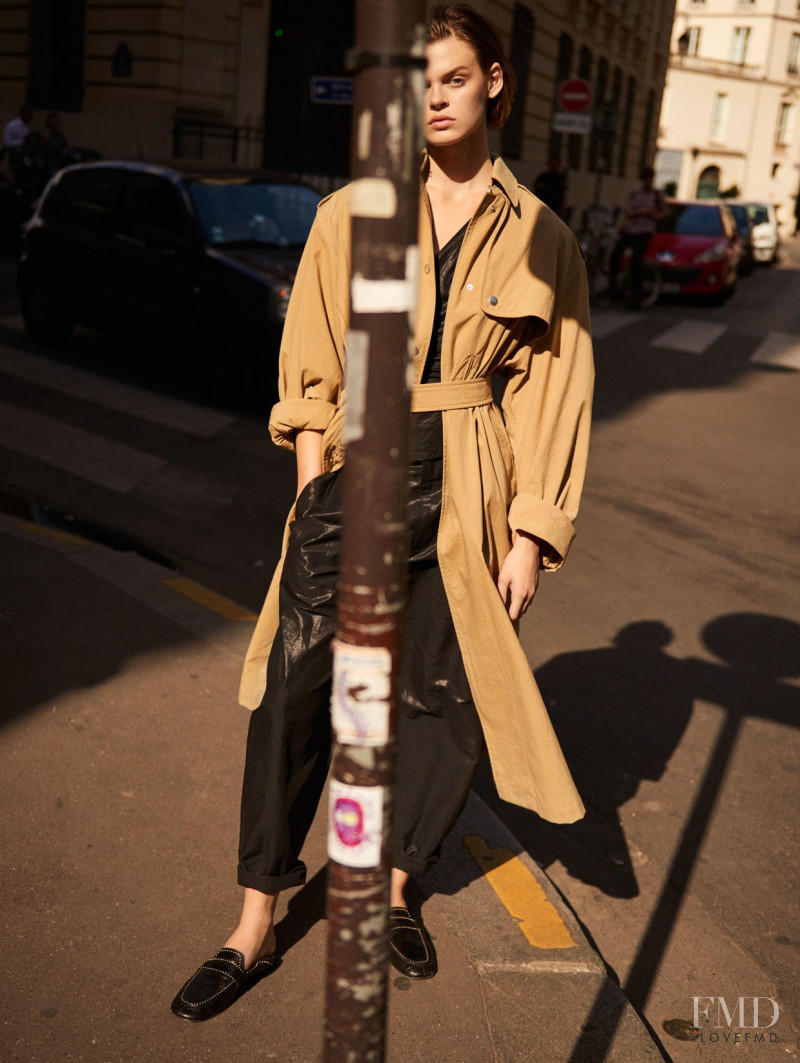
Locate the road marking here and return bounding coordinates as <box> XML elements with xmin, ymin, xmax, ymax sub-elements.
<box><xmin>16</xmin><ymin>520</ymin><xmax>88</xmax><ymax>546</ymax></box>
<box><xmin>590</xmin><ymin>309</ymin><xmax>643</xmax><ymax>339</ymax></box>
<box><xmin>649</xmin><ymin>320</ymin><xmax>728</xmax><ymax>354</ymax></box>
<box><xmin>0</xmin><ymin>400</ymin><xmax>167</xmax><ymax>491</ymax></box>
<box><xmin>0</xmin><ymin>401</ymin><xmax>235</xmax><ymax>512</ymax></box>
<box><xmin>2</xmin><ymin>514</ymin><xmax>255</xmax><ymax>659</ymax></box>
<box><xmin>749</xmin><ymin>330</ymin><xmax>800</xmax><ymax>370</ymax></box>
<box><xmin>464</xmin><ymin>835</ymin><xmax>577</xmax><ymax>950</ymax></box>
<box><xmin>0</xmin><ymin>343</ymin><xmax>235</xmax><ymax>438</ymax></box>
<box><xmin>163</xmin><ymin>577</ymin><xmax>258</xmax><ymax>621</ymax></box>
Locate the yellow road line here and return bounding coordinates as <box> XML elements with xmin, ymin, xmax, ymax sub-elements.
<box><xmin>464</xmin><ymin>835</ymin><xmax>577</xmax><ymax>950</ymax></box>
<box><xmin>17</xmin><ymin>520</ymin><xmax>88</xmax><ymax>546</ymax></box>
<box><xmin>163</xmin><ymin>577</ymin><xmax>258</xmax><ymax>622</ymax></box>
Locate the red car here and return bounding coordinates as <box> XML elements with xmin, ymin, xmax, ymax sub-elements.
<box><xmin>646</xmin><ymin>201</ymin><xmax>741</xmax><ymax>301</ymax></box>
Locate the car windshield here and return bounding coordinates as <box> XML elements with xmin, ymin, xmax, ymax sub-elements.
<box><xmin>746</xmin><ymin>204</ymin><xmax>770</xmax><ymax>226</ymax></box>
<box><xmin>188</xmin><ymin>180</ymin><xmax>320</xmax><ymax>248</ymax></box>
<box><xmin>727</xmin><ymin>204</ymin><xmax>749</xmax><ymax>229</ymax></box>
<box><xmin>657</xmin><ymin>204</ymin><xmax>723</xmax><ymax>236</ymax></box>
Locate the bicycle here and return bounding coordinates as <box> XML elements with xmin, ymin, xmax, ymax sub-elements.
<box><xmin>577</xmin><ymin>206</ymin><xmax>662</xmax><ymax>309</ymax></box>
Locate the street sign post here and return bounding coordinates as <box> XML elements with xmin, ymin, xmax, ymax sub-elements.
<box><xmin>552</xmin><ymin>112</ymin><xmax>592</xmax><ymax>134</ymax></box>
<box><xmin>552</xmin><ymin>77</ymin><xmax>592</xmax><ymax>136</ymax></box>
<box><xmin>557</xmin><ymin>78</ymin><xmax>592</xmax><ymax>114</ymax></box>
<box><xmin>311</xmin><ymin>76</ymin><xmax>355</xmax><ymax>104</ymax></box>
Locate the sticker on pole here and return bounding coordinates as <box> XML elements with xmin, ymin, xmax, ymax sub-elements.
<box><xmin>328</xmin><ymin>781</ymin><xmax>384</xmax><ymax>868</ymax></box>
<box><xmin>331</xmin><ymin>640</ymin><xmax>392</xmax><ymax>746</ymax></box>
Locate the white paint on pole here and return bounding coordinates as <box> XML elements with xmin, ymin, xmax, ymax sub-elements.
<box><xmin>405</xmin><ymin>243</ymin><xmax>420</xmax><ymax>330</ymax></box>
<box><xmin>331</xmin><ymin>639</ymin><xmax>392</xmax><ymax>745</ymax></box>
<box><xmin>351</xmin><ymin>276</ymin><xmax>413</xmax><ymax>313</ymax></box>
<box><xmin>344</xmin><ymin>329</ymin><xmax>369</xmax><ymax>443</ymax></box>
<box><xmin>350</xmin><ymin>177</ymin><xmax>397</xmax><ymax>219</ymax></box>
<box><xmin>357</xmin><ymin>109</ymin><xmax>373</xmax><ymax>160</ymax></box>
<box><xmin>328</xmin><ymin>780</ymin><xmax>384</xmax><ymax>868</ymax></box>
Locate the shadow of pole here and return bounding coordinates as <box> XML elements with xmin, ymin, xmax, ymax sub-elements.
<box><xmin>567</xmin><ymin>712</ymin><xmax>741</xmax><ymax>1062</ymax></box>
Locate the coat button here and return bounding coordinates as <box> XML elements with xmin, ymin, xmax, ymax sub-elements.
<box><xmin>489</xmin><ymin>295</ymin><xmax>498</xmax><ymax>306</ymax></box>
<box><xmin>424</xmin><ymin>263</ymin><xmax>432</xmax><ymax>273</ymax></box>
<box><xmin>466</xmin><ymin>283</ymin><xmax>474</xmax><ymax>291</ymax></box>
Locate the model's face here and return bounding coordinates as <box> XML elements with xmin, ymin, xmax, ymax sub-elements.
<box><xmin>424</xmin><ymin>36</ymin><xmax>502</xmax><ymax>148</ymax></box>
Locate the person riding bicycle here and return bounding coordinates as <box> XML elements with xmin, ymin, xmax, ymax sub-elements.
<box><xmin>608</xmin><ymin>166</ymin><xmax>665</xmax><ymax>308</ymax></box>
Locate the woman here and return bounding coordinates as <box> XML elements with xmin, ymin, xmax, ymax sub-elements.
<box><xmin>172</xmin><ymin>4</ymin><xmax>593</xmax><ymax>1021</ymax></box>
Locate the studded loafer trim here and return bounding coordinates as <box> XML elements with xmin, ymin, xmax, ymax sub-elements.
<box><xmin>388</xmin><ymin>906</ymin><xmax>437</xmax><ymax>979</ymax></box>
<box><xmin>171</xmin><ymin>946</ymin><xmax>278</xmax><ymax>1022</ymax></box>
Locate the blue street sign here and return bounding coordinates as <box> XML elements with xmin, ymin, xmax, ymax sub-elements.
<box><xmin>310</xmin><ymin>77</ymin><xmax>354</xmax><ymax>105</ymax></box>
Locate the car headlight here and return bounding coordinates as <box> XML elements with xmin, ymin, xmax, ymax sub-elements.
<box><xmin>268</xmin><ymin>285</ymin><xmax>292</xmax><ymax>323</ymax></box>
<box><xmin>694</xmin><ymin>240</ymin><xmax>728</xmax><ymax>264</ymax></box>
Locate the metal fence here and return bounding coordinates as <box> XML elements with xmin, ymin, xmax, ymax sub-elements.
<box><xmin>172</xmin><ymin>116</ymin><xmax>264</xmax><ymax>168</ymax></box>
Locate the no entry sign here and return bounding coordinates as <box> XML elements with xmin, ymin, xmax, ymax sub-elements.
<box><xmin>557</xmin><ymin>78</ymin><xmax>592</xmax><ymax>114</ymax></box>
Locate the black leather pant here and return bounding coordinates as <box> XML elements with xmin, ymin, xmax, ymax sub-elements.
<box><xmin>237</xmin><ymin>457</ymin><xmax>483</xmax><ymax>894</ymax></box>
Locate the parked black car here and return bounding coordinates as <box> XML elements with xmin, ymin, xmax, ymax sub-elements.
<box><xmin>725</xmin><ymin>203</ymin><xmax>755</xmax><ymax>276</ymax></box>
<box><xmin>17</xmin><ymin>161</ymin><xmax>321</xmax><ymax>397</ymax></box>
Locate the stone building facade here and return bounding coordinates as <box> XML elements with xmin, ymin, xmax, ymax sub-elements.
<box><xmin>1</xmin><ymin>0</ymin><xmax>674</xmax><ymax>221</ymax></box>
<box><xmin>656</xmin><ymin>0</ymin><xmax>800</xmax><ymax>234</ymax></box>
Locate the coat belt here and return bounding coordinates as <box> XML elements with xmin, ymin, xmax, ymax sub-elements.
<box><xmin>410</xmin><ymin>379</ymin><xmax>492</xmax><ymax>413</ymax></box>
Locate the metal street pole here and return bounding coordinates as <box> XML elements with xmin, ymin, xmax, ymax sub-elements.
<box><xmin>323</xmin><ymin>2</ymin><xmax>426</xmax><ymax>1061</ymax></box>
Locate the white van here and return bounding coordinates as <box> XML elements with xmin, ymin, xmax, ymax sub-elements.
<box><xmin>744</xmin><ymin>202</ymin><xmax>779</xmax><ymax>263</ymax></box>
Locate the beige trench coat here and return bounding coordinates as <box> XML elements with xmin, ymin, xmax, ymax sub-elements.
<box><xmin>239</xmin><ymin>155</ymin><xmax>593</xmax><ymax>823</ymax></box>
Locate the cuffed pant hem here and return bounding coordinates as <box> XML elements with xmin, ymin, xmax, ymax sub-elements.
<box><xmin>392</xmin><ymin>848</ymin><xmax>438</xmax><ymax>877</ymax></box>
<box><xmin>237</xmin><ymin>864</ymin><xmax>307</xmax><ymax>894</ymax></box>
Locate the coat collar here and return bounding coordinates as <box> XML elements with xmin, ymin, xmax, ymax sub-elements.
<box><xmin>419</xmin><ymin>151</ymin><xmax>520</xmax><ymax>209</ymax></box>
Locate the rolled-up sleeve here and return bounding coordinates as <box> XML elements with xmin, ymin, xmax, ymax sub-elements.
<box><xmin>502</xmin><ymin>254</ymin><xmax>594</xmax><ymax>570</ymax></box>
<box><xmin>269</xmin><ymin>197</ymin><xmax>348</xmax><ymax>451</ymax></box>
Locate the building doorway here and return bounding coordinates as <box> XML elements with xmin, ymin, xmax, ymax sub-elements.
<box><xmin>696</xmin><ymin>165</ymin><xmax>721</xmax><ymax>199</ymax></box>
<box><xmin>263</xmin><ymin>0</ymin><xmax>355</xmax><ymax>178</ymax></box>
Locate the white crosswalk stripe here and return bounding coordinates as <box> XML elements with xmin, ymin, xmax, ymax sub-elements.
<box><xmin>0</xmin><ymin>341</ymin><xmax>235</xmax><ymax>438</ymax></box>
<box><xmin>749</xmin><ymin>331</ymin><xmax>800</xmax><ymax>371</ymax></box>
<box><xmin>649</xmin><ymin>321</ymin><xmax>728</xmax><ymax>354</ymax></box>
<box><xmin>589</xmin><ymin>309</ymin><xmax>643</xmax><ymax>339</ymax></box>
<box><xmin>0</xmin><ymin>399</ymin><xmax>235</xmax><ymax>511</ymax></box>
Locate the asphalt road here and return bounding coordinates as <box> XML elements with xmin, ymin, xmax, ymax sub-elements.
<box><xmin>0</xmin><ymin>246</ymin><xmax>798</xmax><ymax>1060</ymax></box>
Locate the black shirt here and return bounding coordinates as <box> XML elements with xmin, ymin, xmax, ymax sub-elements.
<box><xmin>412</xmin><ymin>221</ymin><xmax>468</xmax><ymax>461</ymax></box>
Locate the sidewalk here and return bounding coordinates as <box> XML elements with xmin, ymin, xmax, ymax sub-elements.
<box><xmin>0</xmin><ymin>512</ymin><xmax>664</xmax><ymax>1062</ymax></box>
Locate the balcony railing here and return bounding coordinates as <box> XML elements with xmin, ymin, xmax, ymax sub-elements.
<box><xmin>671</xmin><ymin>54</ymin><xmax>762</xmax><ymax>79</ymax></box>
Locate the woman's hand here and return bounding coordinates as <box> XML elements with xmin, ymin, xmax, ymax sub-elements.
<box><xmin>496</xmin><ymin>532</ymin><xmax>540</xmax><ymax>620</ymax></box>
<box><xmin>295</xmin><ymin>428</ymin><xmax>324</xmax><ymax>500</ymax></box>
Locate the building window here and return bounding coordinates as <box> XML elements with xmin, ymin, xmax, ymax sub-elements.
<box><xmin>686</xmin><ymin>27</ymin><xmax>702</xmax><ymax>57</ymax></box>
<box><xmin>567</xmin><ymin>45</ymin><xmax>592</xmax><ymax>169</ymax></box>
<box><xmin>710</xmin><ymin>93</ymin><xmax>729</xmax><ymax>143</ymax></box>
<box><xmin>639</xmin><ymin>88</ymin><xmax>656</xmax><ymax>171</ymax></box>
<box><xmin>589</xmin><ymin>57</ymin><xmax>609</xmax><ymax>172</ymax></box>
<box><xmin>617</xmin><ymin>76</ymin><xmax>636</xmax><ymax>177</ymax></box>
<box><xmin>730</xmin><ymin>26</ymin><xmax>751</xmax><ymax>65</ymax></box>
<box><xmin>788</xmin><ymin>34</ymin><xmax>800</xmax><ymax>74</ymax></box>
<box><xmin>502</xmin><ymin>6</ymin><xmax>535</xmax><ymax>159</ymax></box>
<box><xmin>776</xmin><ymin>102</ymin><xmax>795</xmax><ymax>145</ymax></box>
<box><xmin>549</xmin><ymin>32</ymin><xmax>574</xmax><ymax>160</ymax></box>
<box><xmin>28</xmin><ymin>0</ymin><xmax>85</xmax><ymax>111</ymax></box>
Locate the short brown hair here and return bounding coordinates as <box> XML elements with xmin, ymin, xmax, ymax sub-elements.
<box><xmin>427</xmin><ymin>5</ymin><xmax>517</xmax><ymax>129</ymax></box>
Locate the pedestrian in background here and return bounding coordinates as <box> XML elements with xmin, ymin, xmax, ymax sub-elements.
<box><xmin>2</xmin><ymin>104</ymin><xmax>33</xmax><ymax>150</ymax></box>
<box><xmin>533</xmin><ymin>154</ymin><xmax>568</xmax><ymax>217</ymax></box>
<box><xmin>608</xmin><ymin>165</ymin><xmax>665</xmax><ymax>307</ymax></box>
<box><xmin>171</xmin><ymin>3</ymin><xmax>593</xmax><ymax>1024</ymax></box>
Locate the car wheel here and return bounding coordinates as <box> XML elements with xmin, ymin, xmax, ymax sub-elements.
<box><xmin>20</xmin><ymin>276</ymin><xmax>75</xmax><ymax>346</ymax></box>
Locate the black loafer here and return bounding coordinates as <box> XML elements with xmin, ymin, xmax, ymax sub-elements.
<box><xmin>170</xmin><ymin>946</ymin><xmax>278</xmax><ymax>1022</ymax></box>
<box><xmin>388</xmin><ymin>907</ymin><xmax>437</xmax><ymax>980</ymax></box>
